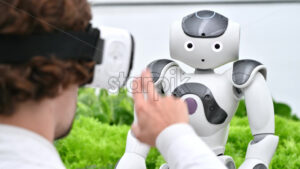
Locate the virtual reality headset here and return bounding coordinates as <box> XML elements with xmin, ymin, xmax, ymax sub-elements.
<box><xmin>0</xmin><ymin>24</ymin><xmax>134</xmax><ymax>90</ymax></box>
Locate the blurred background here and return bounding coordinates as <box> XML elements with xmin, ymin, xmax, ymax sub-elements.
<box><xmin>88</xmin><ymin>0</ymin><xmax>300</xmax><ymax>116</ymax></box>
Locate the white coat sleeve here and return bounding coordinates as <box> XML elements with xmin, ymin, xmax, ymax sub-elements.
<box><xmin>156</xmin><ymin>123</ymin><xmax>227</xmax><ymax>169</ymax></box>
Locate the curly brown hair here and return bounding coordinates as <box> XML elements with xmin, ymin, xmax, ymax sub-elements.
<box><xmin>0</xmin><ymin>0</ymin><xmax>95</xmax><ymax>115</ymax></box>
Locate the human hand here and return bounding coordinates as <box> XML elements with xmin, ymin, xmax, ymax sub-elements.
<box><xmin>131</xmin><ymin>70</ymin><xmax>189</xmax><ymax>146</ymax></box>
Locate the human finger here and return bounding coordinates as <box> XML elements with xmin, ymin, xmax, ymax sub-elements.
<box><xmin>132</xmin><ymin>77</ymin><xmax>146</xmax><ymax>106</ymax></box>
<box><xmin>142</xmin><ymin>70</ymin><xmax>159</xmax><ymax>103</ymax></box>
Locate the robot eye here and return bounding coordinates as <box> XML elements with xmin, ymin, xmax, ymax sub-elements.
<box><xmin>212</xmin><ymin>42</ymin><xmax>223</xmax><ymax>52</ymax></box>
<box><xmin>185</xmin><ymin>41</ymin><xmax>194</xmax><ymax>51</ymax></box>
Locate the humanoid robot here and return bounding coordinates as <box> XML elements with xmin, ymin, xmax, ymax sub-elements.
<box><xmin>116</xmin><ymin>10</ymin><xmax>279</xmax><ymax>169</ymax></box>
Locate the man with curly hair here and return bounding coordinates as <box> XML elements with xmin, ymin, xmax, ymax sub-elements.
<box><xmin>0</xmin><ymin>0</ymin><xmax>226</xmax><ymax>169</ymax></box>
<box><xmin>0</xmin><ymin>0</ymin><xmax>97</xmax><ymax>168</ymax></box>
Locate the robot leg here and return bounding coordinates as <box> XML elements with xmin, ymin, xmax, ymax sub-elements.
<box><xmin>218</xmin><ymin>155</ymin><xmax>236</xmax><ymax>169</ymax></box>
<box><xmin>238</xmin><ymin>134</ymin><xmax>278</xmax><ymax>169</ymax></box>
<box><xmin>115</xmin><ymin>130</ymin><xmax>150</xmax><ymax>169</ymax></box>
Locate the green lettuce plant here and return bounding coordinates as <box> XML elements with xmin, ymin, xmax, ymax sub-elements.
<box><xmin>56</xmin><ymin>115</ymin><xmax>300</xmax><ymax>169</ymax></box>
<box><xmin>76</xmin><ymin>88</ymin><xmax>134</xmax><ymax>125</ymax></box>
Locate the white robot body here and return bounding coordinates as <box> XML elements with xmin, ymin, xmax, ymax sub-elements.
<box><xmin>160</xmin><ymin>66</ymin><xmax>238</xmax><ymax>154</ymax></box>
<box><xmin>116</xmin><ymin>10</ymin><xmax>278</xmax><ymax>169</ymax></box>
<box><xmin>158</xmin><ymin>64</ymin><xmax>277</xmax><ymax>156</ymax></box>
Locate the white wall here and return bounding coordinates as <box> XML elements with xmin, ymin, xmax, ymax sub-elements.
<box><xmin>89</xmin><ymin>0</ymin><xmax>300</xmax><ymax>4</ymax></box>
<box><xmin>91</xmin><ymin>2</ymin><xmax>300</xmax><ymax>116</ymax></box>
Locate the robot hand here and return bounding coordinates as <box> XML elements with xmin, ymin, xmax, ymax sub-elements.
<box><xmin>115</xmin><ymin>130</ymin><xmax>150</xmax><ymax>169</ymax></box>
<box><xmin>116</xmin><ymin>152</ymin><xmax>147</xmax><ymax>169</ymax></box>
<box><xmin>218</xmin><ymin>155</ymin><xmax>236</xmax><ymax>169</ymax></box>
<box><xmin>159</xmin><ymin>163</ymin><xmax>169</xmax><ymax>169</ymax></box>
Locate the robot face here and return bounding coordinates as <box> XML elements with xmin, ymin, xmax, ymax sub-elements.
<box><xmin>170</xmin><ymin>10</ymin><xmax>240</xmax><ymax>70</ymax></box>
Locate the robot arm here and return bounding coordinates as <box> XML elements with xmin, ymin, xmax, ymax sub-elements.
<box><xmin>116</xmin><ymin>59</ymin><xmax>180</xmax><ymax>169</ymax></box>
<box><xmin>232</xmin><ymin>60</ymin><xmax>279</xmax><ymax>169</ymax></box>
<box><xmin>147</xmin><ymin>59</ymin><xmax>181</xmax><ymax>95</ymax></box>
<box><xmin>115</xmin><ymin>130</ymin><xmax>150</xmax><ymax>169</ymax></box>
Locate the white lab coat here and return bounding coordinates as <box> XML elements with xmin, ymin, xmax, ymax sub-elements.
<box><xmin>0</xmin><ymin>124</ymin><xmax>65</xmax><ymax>169</ymax></box>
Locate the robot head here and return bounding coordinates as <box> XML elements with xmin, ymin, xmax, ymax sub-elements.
<box><xmin>170</xmin><ymin>10</ymin><xmax>240</xmax><ymax>70</ymax></box>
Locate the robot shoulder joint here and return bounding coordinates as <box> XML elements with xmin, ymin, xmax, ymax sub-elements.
<box><xmin>232</xmin><ymin>59</ymin><xmax>267</xmax><ymax>88</ymax></box>
<box><xmin>147</xmin><ymin>59</ymin><xmax>178</xmax><ymax>84</ymax></box>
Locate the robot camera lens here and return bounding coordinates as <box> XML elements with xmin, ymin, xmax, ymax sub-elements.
<box><xmin>212</xmin><ymin>42</ymin><xmax>223</xmax><ymax>52</ymax></box>
<box><xmin>215</xmin><ymin>44</ymin><xmax>220</xmax><ymax>49</ymax></box>
<box><xmin>201</xmin><ymin>33</ymin><xmax>206</xmax><ymax>37</ymax></box>
<box><xmin>187</xmin><ymin>43</ymin><xmax>193</xmax><ymax>49</ymax></box>
<box><xmin>185</xmin><ymin>41</ymin><xmax>194</xmax><ymax>51</ymax></box>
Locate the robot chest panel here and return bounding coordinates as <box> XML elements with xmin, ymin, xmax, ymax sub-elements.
<box><xmin>170</xmin><ymin>74</ymin><xmax>239</xmax><ymax>135</ymax></box>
